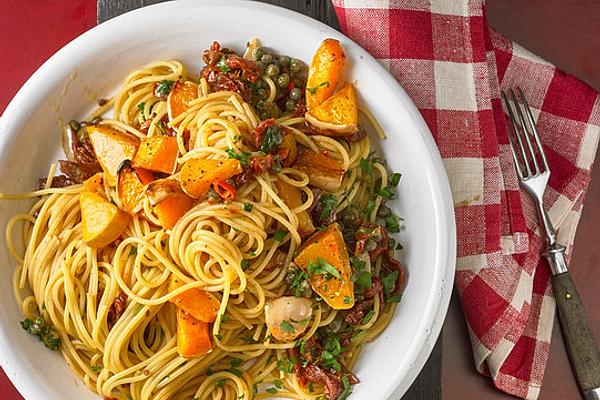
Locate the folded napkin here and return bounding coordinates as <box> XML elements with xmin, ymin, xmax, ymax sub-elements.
<box><xmin>332</xmin><ymin>1</ymin><xmax>600</xmax><ymax>398</ymax></box>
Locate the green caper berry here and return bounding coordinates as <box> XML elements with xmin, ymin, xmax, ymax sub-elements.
<box><xmin>278</xmin><ymin>55</ymin><xmax>290</xmax><ymax>68</ymax></box>
<box><xmin>266</xmin><ymin>64</ymin><xmax>280</xmax><ymax>77</ymax></box>
<box><xmin>277</xmin><ymin>73</ymin><xmax>290</xmax><ymax>88</ymax></box>
<box><xmin>255</xmin><ymin>88</ymin><xmax>267</xmax><ymax>100</ymax></box>
<box><xmin>285</xmin><ymin>99</ymin><xmax>297</xmax><ymax>111</ymax></box>
<box><xmin>251</xmin><ymin>47</ymin><xmax>264</xmax><ymax>61</ymax></box>
<box><xmin>293</xmin><ymin>77</ymin><xmax>304</xmax><ymax>88</ymax></box>
<box><xmin>289</xmin><ymin>87</ymin><xmax>302</xmax><ymax>101</ymax></box>
<box><xmin>261</xmin><ymin>54</ymin><xmax>273</xmax><ymax>63</ymax></box>
<box><xmin>257</xmin><ymin>61</ymin><xmax>267</xmax><ymax>71</ymax></box>
<box><xmin>289</xmin><ymin>58</ymin><xmax>302</xmax><ymax>73</ymax></box>
<box><xmin>259</xmin><ymin>111</ymin><xmax>271</xmax><ymax>120</ymax></box>
<box><xmin>256</xmin><ymin>100</ymin><xmax>267</xmax><ymax>111</ymax></box>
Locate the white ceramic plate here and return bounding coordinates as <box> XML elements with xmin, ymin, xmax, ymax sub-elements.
<box><xmin>0</xmin><ymin>1</ymin><xmax>455</xmax><ymax>399</ymax></box>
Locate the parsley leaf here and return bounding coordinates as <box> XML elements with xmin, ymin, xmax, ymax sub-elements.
<box><xmin>318</xmin><ymin>194</ymin><xmax>337</xmax><ymax>221</ymax></box>
<box><xmin>260</xmin><ymin>124</ymin><xmax>283</xmax><ymax>153</ymax></box>
<box><xmin>355</xmin><ymin>271</ymin><xmax>372</xmax><ymax>289</ymax></box>
<box><xmin>343</xmin><ymin>295</ymin><xmax>353</xmax><ymax>304</ymax></box>
<box><xmin>20</xmin><ymin>317</ymin><xmax>60</xmax><ymax>351</ymax></box>
<box><xmin>241</xmin><ymin>259</ymin><xmax>250</xmax><ymax>270</ymax></box>
<box><xmin>307</xmin><ymin>258</ymin><xmax>341</xmax><ymax>280</ymax></box>
<box><xmin>273</xmin><ymin>230</ymin><xmax>285</xmax><ymax>242</ymax></box>
<box><xmin>359</xmin><ymin>158</ymin><xmax>373</xmax><ymax>175</ymax></box>
<box><xmin>382</xmin><ymin>271</ymin><xmax>399</xmax><ymax>295</ymax></box>
<box><xmin>386</xmin><ymin>294</ymin><xmax>403</xmax><ymax>303</ymax></box>
<box><xmin>155</xmin><ymin>80</ymin><xmax>175</xmax><ymax>97</ymax></box>
<box><xmin>243</xmin><ymin>203</ymin><xmax>253</xmax><ymax>212</ymax></box>
<box><xmin>338</xmin><ymin>374</ymin><xmax>353</xmax><ymax>400</ymax></box>
<box><xmin>225</xmin><ymin>148</ymin><xmax>250</xmax><ymax>166</ymax></box>
<box><xmin>376</xmin><ymin>185</ymin><xmax>394</xmax><ymax>199</ymax></box>
<box><xmin>276</xmin><ymin>358</ymin><xmax>294</xmax><ymax>373</ymax></box>
<box><xmin>389</xmin><ymin>172</ymin><xmax>402</xmax><ymax>187</ymax></box>
<box><xmin>280</xmin><ymin>320</ymin><xmax>295</xmax><ymax>333</ymax></box>
<box><xmin>137</xmin><ymin>102</ymin><xmax>145</xmax><ymax>112</ymax></box>
<box><xmin>274</xmin><ymin>379</ymin><xmax>283</xmax><ymax>389</ymax></box>
<box><xmin>91</xmin><ymin>365</ymin><xmax>102</xmax><ymax>373</ymax></box>
<box><xmin>307</xmin><ymin>81</ymin><xmax>330</xmax><ymax>95</ymax></box>
<box><xmin>217</xmin><ymin>56</ymin><xmax>232</xmax><ymax>72</ymax></box>
<box><xmin>362</xmin><ymin>309</ymin><xmax>375</xmax><ymax>324</ymax></box>
<box><xmin>385</xmin><ymin>214</ymin><xmax>400</xmax><ymax>233</ymax></box>
<box><xmin>266</xmin><ymin>387</ymin><xmax>278</xmax><ymax>394</ymax></box>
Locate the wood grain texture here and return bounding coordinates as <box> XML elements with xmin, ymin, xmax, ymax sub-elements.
<box><xmin>552</xmin><ymin>271</ymin><xmax>600</xmax><ymax>392</ymax></box>
<box><xmin>97</xmin><ymin>1</ymin><xmax>440</xmax><ymax>400</ymax></box>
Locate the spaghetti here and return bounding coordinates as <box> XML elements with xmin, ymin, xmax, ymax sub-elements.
<box><xmin>3</xmin><ymin>39</ymin><xmax>405</xmax><ymax>400</ymax></box>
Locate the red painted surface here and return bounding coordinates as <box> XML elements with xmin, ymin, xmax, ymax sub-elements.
<box><xmin>0</xmin><ymin>1</ymin><xmax>96</xmax><ymax>398</ymax></box>
<box><xmin>0</xmin><ymin>0</ymin><xmax>96</xmax><ymax>113</ymax></box>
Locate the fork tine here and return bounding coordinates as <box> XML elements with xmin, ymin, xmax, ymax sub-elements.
<box><xmin>510</xmin><ymin>89</ymin><xmax>541</xmax><ymax>175</ymax></box>
<box><xmin>502</xmin><ymin>90</ymin><xmax>532</xmax><ymax>177</ymax></box>
<box><xmin>518</xmin><ymin>87</ymin><xmax>549</xmax><ymax>173</ymax></box>
<box><xmin>508</xmin><ymin>136</ymin><xmax>524</xmax><ymax>180</ymax></box>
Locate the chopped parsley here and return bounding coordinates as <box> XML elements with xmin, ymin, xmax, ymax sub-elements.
<box><xmin>376</xmin><ymin>185</ymin><xmax>394</xmax><ymax>200</ymax></box>
<box><xmin>133</xmin><ymin>304</ymin><xmax>144</xmax><ymax>316</ymax></box>
<box><xmin>338</xmin><ymin>374</ymin><xmax>353</xmax><ymax>400</ymax></box>
<box><xmin>260</xmin><ymin>124</ymin><xmax>283</xmax><ymax>153</ymax></box>
<box><xmin>350</xmin><ymin>257</ymin><xmax>366</xmax><ymax>271</ymax></box>
<box><xmin>382</xmin><ymin>271</ymin><xmax>399</xmax><ymax>295</ymax></box>
<box><xmin>216</xmin><ymin>378</ymin><xmax>226</xmax><ymax>388</ymax></box>
<box><xmin>307</xmin><ymin>81</ymin><xmax>330</xmax><ymax>95</ymax></box>
<box><xmin>343</xmin><ymin>295</ymin><xmax>353</xmax><ymax>304</ymax></box>
<box><xmin>225</xmin><ymin>148</ymin><xmax>250</xmax><ymax>166</ymax></box>
<box><xmin>243</xmin><ymin>203</ymin><xmax>253</xmax><ymax>212</ymax></box>
<box><xmin>385</xmin><ymin>214</ymin><xmax>400</xmax><ymax>233</ymax></box>
<box><xmin>359</xmin><ymin>158</ymin><xmax>373</xmax><ymax>175</ymax></box>
<box><xmin>230</xmin><ymin>358</ymin><xmax>243</xmax><ymax>367</ymax></box>
<box><xmin>389</xmin><ymin>172</ymin><xmax>402</xmax><ymax>187</ymax></box>
<box><xmin>137</xmin><ymin>102</ymin><xmax>145</xmax><ymax>112</ymax></box>
<box><xmin>215</xmin><ymin>334</ymin><xmax>223</xmax><ymax>340</ymax></box>
<box><xmin>241</xmin><ymin>259</ymin><xmax>250</xmax><ymax>270</ymax></box>
<box><xmin>362</xmin><ymin>309</ymin><xmax>375</xmax><ymax>325</ymax></box>
<box><xmin>318</xmin><ymin>194</ymin><xmax>337</xmax><ymax>221</ymax></box>
<box><xmin>355</xmin><ymin>271</ymin><xmax>372</xmax><ymax>289</ymax></box>
<box><xmin>20</xmin><ymin>317</ymin><xmax>60</xmax><ymax>351</ymax></box>
<box><xmin>276</xmin><ymin>357</ymin><xmax>294</xmax><ymax>373</ymax></box>
<box><xmin>386</xmin><ymin>294</ymin><xmax>403</xmax><ymax>303</ymax></box>
<box><xmin>274</xmin><ymin>379</ymin><xmax>283</xmax><ymax>389</ymax></box>
<box><xmin>91</xmin><ymin>365</ymin><xmax>102</xmax><ymax>373</ymax></box>
<box><xmin>307</xmin><ymin>258</ymin><xmax>341</xmax><ymax>280</ymax></box>
<box><xmin>266</xmin><ymin>387</ymin><xmax>278</xmax><ymax>394</ymax></box>
<box><xmin>217</xmin><ymin>56</ymin><xmax>232</xmax><ymax>72</ymax></box>
<box><xmin>280</xmin><ymin>320</ymin><xmax>295</xmax><ymax>333</ymax></box>
<box><xmin>273</xmin><ymin>230</ymin><xmax>285</xmax><ymax>242</ymax></box>
<box><xmin>287</xmin><ymin>268</ymin><xmax>311</xmax><ymax>298</ymax></box>
<box><xmin>155</xmin><ymin>79</ymin><xmax>175</xmax><ymax>97</ymax></box>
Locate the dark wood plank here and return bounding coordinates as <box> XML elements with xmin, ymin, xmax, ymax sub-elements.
<box><xmin>97</xmin><ymin>1</ymin><xmax>441</xmax><ymax>399</ymax></box>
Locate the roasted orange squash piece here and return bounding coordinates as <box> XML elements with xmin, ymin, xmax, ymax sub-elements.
<box><xmin>293</xmin><ymin>223</ymin><xmax>354</xmax><ymax>310</ymax></box>
<box><xmin>176</xmin><ymin>308</ymin><xmax>212</xmax><ymax>358</ymax></box>
<box><xmin>83</xmin><ymin>173</ymin><xmax>103</xmax><ymax>193</ymax></box>
<box><xmin>132</xmin><ymin>135</ymin><xmax>179</xmax><ymax>174</ymax></box>
<box><xmin>169</xmin><ymin>277</ymin><xmax>220</xmax><ymax>323</ymax></box>
<box><xmin>293</xmin><ymin>147</ymin><xmax>344</xmax><ymax>192</ymax></box>
<box><xmin>116</xmin><ymin>160</ymin><xmax>146</xmax><ymax>214</ymax></box>
<box><xmin>153</xmin><ymin>193</ymin><xmax>195</xmax><ymax>229</ymax></box>
<box><xmin>80</xmin><ymin>191</ymin><xmax>130</xmax><ymax>248</ymax></box>
<box><xmin>168</xmin><ymin>80</ymin><xmax>198</xmax><ymax>122</ymax></box>
<box><xmin>87</xmin><ymin>125</ymin><xmax>139</xmax><ymax>186</ymax></box>
<box><xmin>179</xmin><ymin>158</ymin><xmax>243</xmax><ymax>198</ymax></box>
<box><xmin>305</xmin><ymin>83</ymin><xmax>358</xmax><ymax>136</ymax></box>
<box><xmin>134</xmin><ymin>167</ymin><xmax>157</xmax><ymax>185</ymax></box>
<box><xmin>274</xmin><ymin>179</ymin><xmax>315</xmax><ymax>239</ymax></box>
<box><xmin>306</xmin><ymin>39</ymin><xmax>346</xmax><ymax>111</ymax></box>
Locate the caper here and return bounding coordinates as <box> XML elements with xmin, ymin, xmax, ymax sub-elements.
<box><xmin>290</xmin><ymin>58</ymin><xmax>303</xmax><ymax>73</ymax></box>
<box><xmin>271</xmin><ymin>104</ymin><xmax>282</xmax><ymax>118</ymax></box>
<box><xmin>278</xmin><ymin>55</ymin><xmax>290</xmax><ymax>68</ymax></box>
<box><xmin>377</xmin><ymin>205</ymin><xmax>392</xmax><ymax>218</ymax></box>
<box><xmin>259</xmin><ymin>111</ymin><xmax>271</xmax><ymax>120</ymax></box>
<box><xmin>289</xmin><ymin>87</ymin><xmax>302</xmax><ymax>101</ymax></box>
<box><xmin>285</xmin><ymin>99</ymin><xmax>297</xmax><ymax>111</ymax></box>
<box><xmin>252</xmin><ymin>47</ymin><xmax>264</xmax><ymax>61</ymax></box>
<box><xmin>266</xmin><ymin>64</ymin><xmax>280</xmax><ymax>78</ymax></box>
<box><xmin>277</xmin><ymin>73</ymin><xmax>290</xmax><ymax>88</ymax></box>
<box><xmin>293</xmin><ymin>77</ymin><xmax>304</xmax><ymax>88</ymax></box>
<box><xmin>255</xmin><ymin>79</ymin><xmax>266</xmax><ymax>89</ymax></box>
<box><xmin>257</xmin><ymin>61</ymin><xmax>267</xmax><ymax>71</ymax></box>
<box><xmin>260</xmin><ymin>53</ymin><xmax>273</xmax><ymax>63</ymax></box>
<box><xmin>255</xmin><ymin>88</ymin><xmax>268</xmax><ymax>101</ymax></box>
<box><xmin>255</xmin><ymin>100</ymin><xmax>267</xmax><ymax>111</ymax></box>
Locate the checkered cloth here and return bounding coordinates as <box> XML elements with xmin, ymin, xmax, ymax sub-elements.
<box><xmin>331</xmin><ymin>1</ymin><xmax>600</xmax><ymax>398</ymax></box>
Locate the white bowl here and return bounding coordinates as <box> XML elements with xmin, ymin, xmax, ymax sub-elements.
<box><xmin>0</xmin><ymin>1</ymin><xmax>455</xmax><ymax>399</ymax></box>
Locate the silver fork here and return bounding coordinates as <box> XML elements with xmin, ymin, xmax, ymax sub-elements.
<box><xmin>503</xmin><ymin>88</ymin><xmax>600</xmax><ymax>400</ymax></box>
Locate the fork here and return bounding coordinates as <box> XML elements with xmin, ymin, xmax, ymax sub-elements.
<box><xmin>503</xmin><ymin>88</ymin><xmax>600</xmax><ymax>400</ymax></box>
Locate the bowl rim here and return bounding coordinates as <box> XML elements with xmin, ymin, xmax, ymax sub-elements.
<box><xmin>0</xmin><ymin>1</ymin><xmax>456</xmax><ymax>399</ymax></box>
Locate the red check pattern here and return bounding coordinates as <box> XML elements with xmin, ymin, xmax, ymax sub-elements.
<box><xmin>332</xmin><ymin>1</ymin><xmax>600</xmax><ymax>398</ymax></box>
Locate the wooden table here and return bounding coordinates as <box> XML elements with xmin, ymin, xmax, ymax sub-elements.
<box><xmin>1</xmin><ymin>1</ymin><xmax>598</xmax><ymax>399</ymax></box>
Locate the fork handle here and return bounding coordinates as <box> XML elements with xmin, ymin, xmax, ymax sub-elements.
<box><xmin>550</xmin><ymin>246</ymin><xmax>600</xmax><ymax>398</ymax></box>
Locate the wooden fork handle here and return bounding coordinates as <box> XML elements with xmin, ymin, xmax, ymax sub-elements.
<box><xmin>550</xmin><ymin>249</ymin><xmax>600</xmax><ymax>397</ymax></box>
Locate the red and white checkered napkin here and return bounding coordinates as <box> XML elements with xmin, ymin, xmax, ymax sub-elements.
<box><xmin>332</xmin><ymin>0</ymin><xmax>600</xmax><ymax>398</ymax></box>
